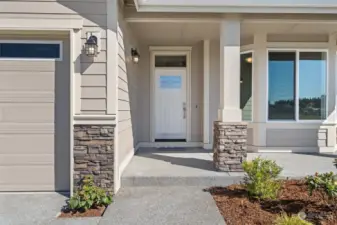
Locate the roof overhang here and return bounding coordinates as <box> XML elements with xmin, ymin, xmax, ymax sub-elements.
<box><xmin>133</xmin><ymin>0</ymin><xmax>337</xmax><ymax>14</ymax></box>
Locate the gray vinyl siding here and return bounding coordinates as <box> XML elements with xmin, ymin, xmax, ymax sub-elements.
<box><xmin>242</xmin><ymin>99</ymin><xmax>252</xmax><ymax>121</ymax></box>
<box><xmin>266</xmin><ymin>129</ymin><xmax>318</xmax><ymax>147</ymax></box>
<box><xmin>117</xmin><ymin>14</ymin><xmax>138</xmax><ymax>164</ymax></box>
<box><xmin>0</xmin><ymin>0</ymin><xmax>108</xmax><ymax>114</ymax></box>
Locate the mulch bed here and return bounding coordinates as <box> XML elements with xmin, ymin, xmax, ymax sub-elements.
<box><xmin>207</xmin><ymin>180</ymin><xmax>337</xmax><ymax>225</ymax></box>
<box><xmin>58</xmin><ymin>206</ymin><xmax>106</xmax><ymax>218</ymax></box>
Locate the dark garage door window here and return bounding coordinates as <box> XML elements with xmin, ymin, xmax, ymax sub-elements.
<box><xmin>0</xmin><ymin>42</ymin><xmax>61</xmax><ymax>59</ymax></box>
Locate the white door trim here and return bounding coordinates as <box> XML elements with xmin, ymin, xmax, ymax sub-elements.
<box><xmin>149</xmin><ymin>47</ymin><xmax>192</xmax><ymax>143</ymax></box>
<box><xmin>203</xmin><ymin>40</ymin><xmax>210</xmax><ymax>145</ymax></box>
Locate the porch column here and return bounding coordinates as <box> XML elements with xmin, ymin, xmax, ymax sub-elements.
<box><xmin>213</xmin><ymin>20</ymin><xmax>247</xmax><ymax>172</ymax></box>
<box><xmin>252</xmin><ymin>32</ymin><xmax>267</xmax><ymax>149</ymax></box>
<box><xmin>218</xmin><ymin>20</ymin><xmax>242</xmax><ymax>122</ymax></box>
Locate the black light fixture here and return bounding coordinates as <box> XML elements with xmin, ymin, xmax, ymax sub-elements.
<box><xmin>131</xmin><ymin>48</ymin><xmax>140</xmax><ymax>64</ymax></box>
<box><xmin>240</xmin><ymin>77</ymin><xmax>243</xmax><ymax>84</ymax></box>
<box><xmin>85</xmin><ymin>35</ymin><xmax>98</xmax><ymax>57</ymax></box>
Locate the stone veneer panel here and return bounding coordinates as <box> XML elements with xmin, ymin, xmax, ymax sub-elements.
<box><xmin>213</xmin><ymin>121</ymin><xmax>247</xmax><ymax>172</ymax></box>
<box><xmin>73</xmin><ymin>125</ymin><xmax>114</xmax><ymax>193</ymax></box>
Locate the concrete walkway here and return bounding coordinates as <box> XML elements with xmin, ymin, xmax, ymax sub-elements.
<box><xmin>122</xmin><ymin>148</ymin><xmax>337</xmax><ymax>187</ymax></box>
<box><xmin>99</xmin><ymin>187</ymin><xmax>225</xmax><ymax>225</ymax></box>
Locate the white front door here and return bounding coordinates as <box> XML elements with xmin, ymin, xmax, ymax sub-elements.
<box><xmin>155</xmin><ymin>68</ymin><xmax>187</xmax><ymax>141</ymax></box>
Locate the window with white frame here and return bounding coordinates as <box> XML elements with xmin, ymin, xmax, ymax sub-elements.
<box><xmin>268</xmin><ymin>50</ymin><xmax>327</xmax><ymax>121</ymax></box>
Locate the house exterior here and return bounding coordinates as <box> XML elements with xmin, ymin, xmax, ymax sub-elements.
<box><xmin>0</xmin><ymin>0</ymin><xmax>337</xmax><ymax>193</ymax></box>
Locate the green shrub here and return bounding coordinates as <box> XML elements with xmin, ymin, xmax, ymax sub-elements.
<box><xmin>242</xmin><ymin>157</ymin><xmax>283</xmax><ymax>200</ymax></box>
<box><xmin>68</xmin><ymin>175</ymin><xmax>113</xmax><ymax>211</ymax></box>
<box><xmin>274</xmin><ymin>213</ymin><xmax>313</xmax><ymax>225</ymax></box>
<box><xmin>305</xmin><ymin>172</ymin><xmax>337</xmax><ymax>202</ymax></box>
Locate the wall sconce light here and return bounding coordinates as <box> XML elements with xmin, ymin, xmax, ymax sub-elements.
<box><xmin>131</xmin><ymin>48</ymin><xmax>140</xmax><ymax>64</ymax></box>
<box><xmin>245</xmin><ymin>57</ymin><xmax>253</xmax><ymax>63</ymax></box>
<box><xmin>85</xmin><ymin>32</ymin><xmax>101</xmax><ymax>57</ymax></box>
<box><xmin>240</xmin><ymin>77</ymin><xmax>243</xmax><ymax>84</ymax></box>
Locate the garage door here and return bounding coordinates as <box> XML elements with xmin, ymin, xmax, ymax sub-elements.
<box><xmin>0</xmin><ymin>34</ymin><xmax>70</xmax><ymax>192</ymax></box>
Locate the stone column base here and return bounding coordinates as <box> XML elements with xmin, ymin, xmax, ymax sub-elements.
<box><xmin>73</xmin><ymin>125</ymin><xmax>115</xmax><ymax>193</ymax></box>
<box><xmin>213</xmin><ymin>121</ymin><xmax>247</xmax><ymax>172</ymax></box>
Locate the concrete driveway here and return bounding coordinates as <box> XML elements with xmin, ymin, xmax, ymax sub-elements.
<box><xmin>0</xmin><ymin>193</ymin><xmax>67</xmax><ymax>225</ymax></box>
<box><xmin>100</xmin><ymin>187</ymin><xmax>225</xmax><ymax>225</ymax></box>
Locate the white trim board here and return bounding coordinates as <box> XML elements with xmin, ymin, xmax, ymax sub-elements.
<box><xmin>133</xmin><ymin>0</ymin><xmax>337</xmax><ymax>14</ymax></box>
<box><xmin>73</xmin><ymin>115</ymin><xmax>116</xmax><ymax>125</ymax></box>
<box><xmin>0</xmin><ymin>18</ymin><xmax>83</xmax><ymax>30</ymax></box>
<box><xmin>149</xmin><ymin>46</ymin><xmax>192</xmax><ymax>143</ymax></box>
<box><xmin>203</xmin><ymin>40</ymin><xmax>210</xmax><ymax>145</ymax></box>
<box><xmin>118</xmin><ymin>148</ymin><xmax>136</xmax><ymax>182</ymax></box>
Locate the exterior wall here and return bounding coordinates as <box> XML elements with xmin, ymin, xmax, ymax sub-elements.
<box><xmin>0</xmin><ymin>0</ymin><xmax>119</xmax><ymax>192</ymax></box>
<box><xmin>137</xmin><ymin>42</ymin><xmax>204</xmax><ymax>143</ymax></box>
<box><xmin>117</xmin><ymin>11</ymin><xmax>139</xmax><ymax>170</ymax></box>
<box><xmin>0</xmin><ymin>0</ymin><xmax>109</xmax><ymax>115</ymax></box>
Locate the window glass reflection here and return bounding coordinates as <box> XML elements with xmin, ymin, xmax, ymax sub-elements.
<box><xmin>268</xmin><ymin>52</ymin><xmax>296</xmax><ymax>120</ymax></box>
<box><xmin>299</xmin><ymin>52</ymin><xmax>327</xmax><ymax>120</ymax></box>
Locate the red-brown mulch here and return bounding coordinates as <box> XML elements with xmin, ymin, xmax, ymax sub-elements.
<box><xmin>58</xmin><ymin>206</ymin><xmax>106</xmax><ymax>218</ymax></box>
<box><xmin>207</xmin><ymin>180</ymin><xmax>337</xmax><ymax>225</ymax></box>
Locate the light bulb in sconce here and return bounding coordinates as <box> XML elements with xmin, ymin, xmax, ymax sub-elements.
<box><xmin>245</xmin><ymin>57</ymin><xmax>253</xmax><ymax>63</ymax></box>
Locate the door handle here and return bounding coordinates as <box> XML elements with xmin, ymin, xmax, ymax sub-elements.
<box><xmin>183</xmin><ymin>102</ymin><xmax>187</xmax><ymax>119</ymax></box>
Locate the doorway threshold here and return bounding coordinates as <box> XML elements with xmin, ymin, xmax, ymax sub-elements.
<box><xmin>136</xmin><ymin>142</ymin><xmax>203</xmax><ymax>149</ymax></box>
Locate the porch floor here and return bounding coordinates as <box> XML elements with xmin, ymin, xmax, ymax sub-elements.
<box><xmin>121</xmin><ymin>148</ymin><xmax>337</xmax><ymax>187</ymax></box>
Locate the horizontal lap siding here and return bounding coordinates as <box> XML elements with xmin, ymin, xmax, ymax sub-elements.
<box><xmin>117</xmin><ymin>15</ymin><xmax>138</xmax><ymax>166</ymax></box>
<box><xmin>0</xmin><ymin>1</ymin><xmax>108</xmax><ymax>115</ymax></box>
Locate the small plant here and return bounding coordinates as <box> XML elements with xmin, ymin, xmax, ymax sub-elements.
<box><xmin>68</xmin><ymin>175</ymin><xmax>113</xmax><ymax>211</ymax></box>
<box><xmin>242</xmin><ymin>157</ymin><xmax>283</xmax><ymax>200</ymax></box>
<box><xmin>305</xmin><ymin>172</ymin><xmax>337</xmax><ymax>203</ymax></box>
<box><xmin>274</xmin><ymin>213</ymin><xmax>313</xmax><ymax>225</ymax></box>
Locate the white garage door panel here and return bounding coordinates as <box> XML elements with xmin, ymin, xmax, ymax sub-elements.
<box><xmin>0</xmin><ymin>91</ymin><xmax>54</xmax><ymax>103</ymax></box>
<box><xmin>0</xmin><ymin>72</ymin><xmax>55</xmax><ymax>91</ymax></box>
<box><xmin>0</xmin><ymin>134</ymin><xmax>54</xmax><ymax>154</ymax></box>
<box><xmin>0</xmin><ymin>61</ymin><xmax>56</xmax><ymax>72</ymax></box>
<box><xmin>0</xmin><ymin>103</ymin><xmax>54</xmax><ymax>122</ymax></box>
<box><xmin>0</xmin><ymin>124</ymin><xmax>54</xmax><ymax>134</ymax></box>
<box><xmin>0</xmin><ymin>36</ymin><xmax>70</xmax><ymax>192</ymax></box>
<box><xmin>0</xmin><ymin>154</ymin><xmax>53</xmax><ymax>165</ymax></box>
<box><xmin>0</xmin><ymin>165</ymin><xmax>54</xmax><ymax>191</ymax></box>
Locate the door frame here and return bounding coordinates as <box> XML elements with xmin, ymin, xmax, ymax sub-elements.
<box><xmin>149</xmin><ymin>46</ymin><xmax>192</xmax><ymax>143</ymax></box>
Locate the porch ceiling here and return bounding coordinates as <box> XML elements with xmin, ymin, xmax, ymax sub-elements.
<box><xmin>129</xmin><ymin>22</ymin><xmax>337</xmax><ymax>45</ymax></box>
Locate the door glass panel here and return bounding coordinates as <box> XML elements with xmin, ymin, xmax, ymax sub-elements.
<box><xmin>155</xmin><ymin>55</ymin><xmax>186</xmax><ymax>67</ymax></box>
